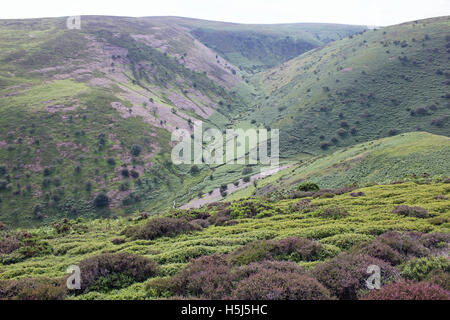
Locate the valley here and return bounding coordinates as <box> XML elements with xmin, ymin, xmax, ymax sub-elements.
<box><xmin>0</xmin><ymin>14</ymin><xmax>448</xmax><ymax>301</ymax></box>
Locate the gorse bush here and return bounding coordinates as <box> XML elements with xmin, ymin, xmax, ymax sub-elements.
<box><xmin>362</xmin><ymin>280</ymin><xmax>449</xmax><ymax>300</ymax></box>
<box><xmin>123</xmin><ymin>217</ymin><xmax>198</xmax><ymax>240</ymax></box>
<box><xmin>78</xmin><ymin>252</ymin><xmax>158</xmax><ymax>293</ymax></box>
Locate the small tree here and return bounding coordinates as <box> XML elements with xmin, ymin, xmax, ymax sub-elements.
<box><xmin>94</xmin><ymin>192</ymin><xmax>109</xmax><ymax>208</ymax></box>
<box><xmin>130</xmin><ymin>144</ymin><xmax>142</xmax><ymax>157</ymax></box>
<box><xmin>190</xmin><ymin>165</ymin><xmax>200</xmax><ymax>174</ymax></box>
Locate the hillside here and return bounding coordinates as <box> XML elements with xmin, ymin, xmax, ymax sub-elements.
<box><xmin>226</xmin><ymin>132</ymin><xmax>450</xmax><ymax>200</ymax></box>
<box><xmin>247</xmin><ymin>16</ymin><xmax>450</xmax><ymax>156</ymax></box>
<box><xmin>0</xmin><ymin>14</ymin><xmax>449</xmax><ymax>302</ymax></box>
<box><xmin>159</xmin><ymin>16</ymin><xmax>366</xmax><ymax>72</ymax></box>
<box><xmin>0</xmin><ymin>16</ymin><xmax>367</xmax><ymax>227</ymax></box>
<box><xmin>0</xmin><ymin>180</ymin><xmax>448</xmax><ymax>299</ymax></box>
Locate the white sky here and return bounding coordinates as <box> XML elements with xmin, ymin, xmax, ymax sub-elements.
<box><xmin>0</xmin><ymin>0</ymin><xmax>449</xmax><ymax>26</ymax></box>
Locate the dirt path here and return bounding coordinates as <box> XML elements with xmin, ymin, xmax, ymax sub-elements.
<box><xmin>180</xmin><ymin>165</ymin><xmax>289</xmax><ymax>209</ymax></box>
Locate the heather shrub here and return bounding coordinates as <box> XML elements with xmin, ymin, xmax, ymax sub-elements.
<box><xmin>270</xmin><ymin>237</ymin><xmax>338</xmax><ymax>262</ymax></box>
<box><xmin>78</xmin><ymin>252</ymin><xmax>158</xmax><ymax>292</ymax></box>
<box><xmin>376</xmin><ymin>231</ymin><xmax>430</xmax><ymax>260</ymax></box>
<box><xmin>362</xmin><ymin>280</ymin><xmax>449</xmax><ymax>300</ymax></box>
<box><xmin>190</xmin><ymin>219</ymin><xmax>210</xmax><ymax>228</ymax></box>
<box><xmin>355</xmin><ymin>231</ymin><xmax>430</xmax><ymax>265</ymax></box>
<box><xmin>123</xmin><ymin>217</ymin><xmax>198</xmax><ymax>240</ymax></box>
<box><xmin>419</xmin><ymin>233</ymin><xmax>450</xmax><ymax>250</ymax></box>
<box><xmin>312</xmin><ymin>189</ymin><xmax>336</xmax><ymax>199</ymax></box>
<box><xmin>0</xmin><ymin>233</ymin><xmax>20</xmax><ymax>254</ymax></box>
<box><xmin>110</xmin><ymin>238</ymin><xmax>126</xmax><ymax>245</ymax></box>
<box><xmin>207</xmin><ymin>209</ymin><xmax>232</xmax><ymax>226</ymax></box>
<box><xmin>0</xmin><ymin>277</ymin><xmax>66</xmax><ymax>300</ymax></box>
<box><xmin>130</xmin><ymin>144</ymin><xmax>142</xmax><ymax>157</ymax></box>
<box><xmin>392</xmin><ymin>205</ymin><xmax>429</xmax><ymax>218</ymax></box>
<box><xmin>0</xmin><ymin>232</ymin><xmax>52</xmax><ymax>263</ymax></box>
<box><xmin>234</xmin><ymin>260</ymin><xmax>306</xmax><ymax>280</ymax></box>
<box><xmin>400</xmin><ymin>256</ymin><xmax>449</xmax><ymax>282</ymax></box>
<box><xmin>229</xmin><ymin>237</ymin><xmax>338</xmax><ymax>265</ymax></box>
<box><xmin>289</xmin><ymin>190</ymin><xmax>313</xmax><ymax>199</ymax></box>
<box><xmin>171</xmin><ymin>254</ymin><xmax>233</xmax><ymax>299</ymax></box>
<box><xmin>317</xmin><ymin>207</ymin><xmax>348</xmax><ymax>219</ymax></box>
<box><xmin>295</xmin><ymin>199</ymin><xmax>318</xmax><ymax>213</ymax></box>
<box><xmin>356</xmin><ymin>240</ymin><xmax>404</xmax><ymax>265</ymax></box>
<box><xmin>312</xmin><ymin>253</ymin><xmax>398</xmax><ymax>300</ymax></box>
<box><xmin>232</xmin><ymin>269</ymin><xmax>332</xmax><ymax>300</ymax></box>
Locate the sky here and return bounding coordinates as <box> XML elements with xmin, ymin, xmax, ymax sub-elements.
<box><xmin>1</xmin><ymin>0</ymin><xmax>449</xmax><ymax>26</ymax></box>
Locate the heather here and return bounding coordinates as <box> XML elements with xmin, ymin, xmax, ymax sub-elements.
<box><xmin>362</xmin><ymin>281</ymin><xmax>449</xmax><ymax>300</ymax></box>
<box><xmin>0</xmin><ymin>181</ymin><xmax>448</xmax><ymax>300</ymax></box>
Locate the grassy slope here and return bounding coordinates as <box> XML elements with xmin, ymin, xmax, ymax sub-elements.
<box><xmin>247</xmin><ymin>16</ymin><xmax>450</xmax><ymax>156</ymax></box>
<box><xmin>0</xmin><ymin>17</ymin><xmax>243</xmax><ymax>227</ymax></box>
<box><xmin>164</xmin><ymin>16</ymin><xmax>366</xmax><ymax>73</ymax></box>
<box><xmin>0</xmin><ymin>16</ymin><xmax>369</xmax><ymax>227</ymax></box>
<box><xmin>228</xmin><ymin>132</ymin><xmax>450</xmax><ymax>200</ymax></box>
<box><xmin>0</xmin><ymin>180</ymin><xmax>448</xmax><ymax>299</ymax></box>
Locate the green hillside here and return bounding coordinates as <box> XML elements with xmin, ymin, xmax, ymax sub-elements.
<box><xmin>248</xmin><ymin>16</ymin><xmax>450</xmax><ymax>156</ymax></box>
<box><xmin>0</xmin><ymin>16</ymin><xmax>242</xmax><ymax>227</ymax></box>
<box><xmin>227</xmin><ymin>132</ymin><xmax>450</xmax><ymax>200</ymax></box>
<box><xmin>0</xmin><ymin>15</ymin><xmax>449</xmax><ymax>230</ymax></box>
<box><xmin>162</xmin><ymin>17</ymin><xmax>366</xmax><ymax>72</ymax></box>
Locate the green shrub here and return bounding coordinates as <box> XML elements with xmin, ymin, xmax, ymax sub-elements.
<box><xmin>93</xmin><ymin>192</ymin><xmax>109</xmax><ymax>208</ymax></box>
<box><xmin>321</xmin><ymin>233</ymin><xmax>373</xmax><ymax>250</ymax></box>
<box><xmin>297</xmin><ymin>182</ymin><xmax>320</xmax><ymax>192</ymax></box>
<box><xmin>400</xmin><ymin>256</ymin><xmax>449</xmax><ymax>282</ymax></box>
<box><xmin>130</xmin><ymin>144</ymin><xmax>142</xmax><ymax>157</ymax></box>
